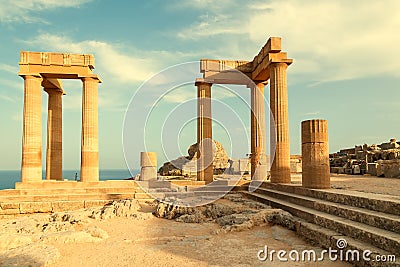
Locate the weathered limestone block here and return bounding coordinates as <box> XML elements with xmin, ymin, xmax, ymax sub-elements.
<box><xmin>51</xmin><ymin>201</ymin><xmax>85</xmax><ymax>212</ymax></box>
<box><xmin>367</xmin><ymin>163</ymin><xmax>378</xmax><ymax>176</ymax></box>
<box><xmin>84</xmin><ymin>200</ymin><xmax>113</xmax><ymax>209</ymax></box>
<box><xmin>302</xmin><ymin>120</ymin><xmax>330</xmax><ymax>189</ymax></box>
<box><xmin>0</xmin><ymin>209</ymin><xmax>21</xmax><ymax>216</ymax></box>
<box><xmin>0</xmin><ymin>202</ymin><xmax>20</xmax><ymax>210</ymax></box>
<box><xmin>377</xmin><ymin>159</ymin><xmax>400</xmax><ymax>178</ymax></box>
<box><xmin>19</xmin><ymin>202</ymin><xmax>52</xmax><ymax>214</ymax></box>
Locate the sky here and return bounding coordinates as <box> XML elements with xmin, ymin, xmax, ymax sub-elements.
<box><xmin>1</xmin><ymin>0</ymin><xmax>400</xmax><ymax>171</ymax></box>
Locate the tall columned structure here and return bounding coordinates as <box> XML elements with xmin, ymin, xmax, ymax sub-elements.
<box><xmin>251</xmin><ymin>82</ymin><xmax>267</xmax><ymax>180</ymax></box>
<box><xmin>21</xmin><ymin>75</ymin><xmax>43</xmax><ymax>183</ymax></box>
<box><xmin>18</xmin><ymin>51</ymin><xmax>101</xmax><ymax>185</ymax></box>
<box><xmin>80</xmin><ymin>77</ymin><xmax>100</xmax><ymax>182</ymax></box>
<box><xmin>196</xmin><ymin>80</ymin><xmax>213</xmax><ymax>183</ymax></box>
<box><xmin>197</xmin><ymin>37</ymin><xmax>293</xmax><ymax>183</ymax></box>
<box><xmin>44</xmin><ymin>84</ymin><xmax>64</xmax><ymax>181</ymax></box>
<box><xmin>269</xmin><ymin>62</ymin><xmax>291</xmax><ymax>183</ymax></box>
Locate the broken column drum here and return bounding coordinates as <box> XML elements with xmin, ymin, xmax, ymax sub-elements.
<box><xmin>140</xmin><ymin>152</ymin><xmax>157</xmax><ymax>180</ymax></box>
<box><xmin>301</xmin><ymin>119</ymin><xmax>330</xmax><ymax>189</ymax></box>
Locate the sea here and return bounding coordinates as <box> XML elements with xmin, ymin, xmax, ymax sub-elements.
<box><xmin>0</xmin><ymin>169</ymin><xmax>140</xmax><ymax>190</ymax></box>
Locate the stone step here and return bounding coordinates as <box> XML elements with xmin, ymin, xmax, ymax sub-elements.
<box><xmin>20</xmin><ymin>188</ymin><xmax>137</xmax><ymax>196</ymax></box>
<box><xmin>294</xmin><ymin>219</ymin><xmax>400</xmax><ymax>266</ymax></box>
<box><xmin>0</xmin><ymin>193</ymin><xmax>135</xmax><ymax>202</ymax></box>
<box><xmin>252</xmin><ymin>187</ymin><xmax>400</xmax><ymax>234</ymax></box>
<box><xmin>246</xmin><ymin>192</ymin><xmax>400</xmax><ymax>256</ymax></box>
<box><xmin>192</xmin><ymin>185</ymin><xmax>236</xmax><ymax>192</ymax></box>
<box><xmin>248</xmin><ymin>183</ymin><xmax>400</xmax><ymax>216</ymax></box>
<box><xmin>14</xmin><ymin>180</ymin><xmax>139</xmax><ymax>189</ymax></box>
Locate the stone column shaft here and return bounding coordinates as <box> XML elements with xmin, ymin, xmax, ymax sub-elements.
<box><xmin>80</xmin><ymin>77</ymin><xmax>99</xmax><ymax>182</ymax></box>
<box><xmin>45</xmin><ymin>88</ymin><xmax>63</xmax><ymax>181</ymax></box>
<box><xmin>302</xmin><ymin>120</ymin><xmax>330</xmax><ymax>189</ymax></box>
<box><xmin>196</xmin><ymin>82</ymin><xmax>213</xmax><ymax>183</ymax></box>
<box><xmin>251</xmin><ymin>82</ymin><xmax>267</xmax><ymax>180</ymax></box>
<box><xmin>140</xmin><ymin>152</ymin><xmax>157</xmax><ymax>180</ymax></box>
<box><xmin>21</xmin><ymin>75</ymin><xmax>43</xmax><ymax>182</ymax></box>
<box><xmin>270</xmin><ymin>63</ymin><xmax>291</xmax><ymax>183</ymax></box>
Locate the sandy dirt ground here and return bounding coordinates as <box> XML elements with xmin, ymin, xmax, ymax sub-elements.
<box><xmin>2</xmin><ymin>174</ymin><xmax>398</xmax><ymax>267</ymax></box>
<box><xmin>46</xmin><ymin>206</ymin><xmax>349</xmax><ymax>267</ymax></box>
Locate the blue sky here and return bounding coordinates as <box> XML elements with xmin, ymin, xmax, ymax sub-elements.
<box><xmin>1</xmin><ymin>0</ymin><xmax>400</xmax><ymax>171</ymax></box>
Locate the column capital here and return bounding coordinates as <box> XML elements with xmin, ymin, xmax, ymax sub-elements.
<box><xmin>20</xmin><ymin>74</ymin><xmax>42</xmax><ymax>81</ymax></box>
<box><xmin>269</xmin><ymin>61</ymin><xmax>291</xmax><ymax>69</ymax></box>
<box><xmin>81</xmin><ymin>75</ymin><xmax>102</xmax><ymax>83</ymax></box>
<box><xmin>195</xmin><ymin>78</ymin><xmax>212</xmax><ymax>87</ymax></box>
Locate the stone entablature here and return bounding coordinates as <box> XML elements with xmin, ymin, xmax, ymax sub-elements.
<box><xmin>199</xmin><ymin>37</ymin><xmax>293</xmax><ymax>84</ymax></box>
<box><xmin>19</xmin><ymin>51</ymin><xmax>97</xmax><ymax>79</ymax></box>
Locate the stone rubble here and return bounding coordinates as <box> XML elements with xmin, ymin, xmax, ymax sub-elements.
<box><xmin>330</xmin><ymin>138</ymin><xmax>400</xmax><ymax>178</ymax></box>
<box><xmin>154</xmin><ymin>193</ymin><xmax>295</xmax><ymax>233</ymax></box>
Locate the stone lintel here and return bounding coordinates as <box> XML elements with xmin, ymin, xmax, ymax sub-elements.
<box><xmin>200</xmin><ymin>59</ymin><xmax>252</xmax><ymax>76</ymax></box>
<box><xmin>252</xmin><ymin>37</ymin><xmax>282</xmax><ymax>68</ymax></box>
<box><xmin>19</xmin><ymin>66</ymin><xmax>95</xmax><ymax>80</ymax></box>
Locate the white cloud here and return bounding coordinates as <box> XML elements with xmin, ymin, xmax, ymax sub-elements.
<box><xmin>0</xmin><ymin>63</ymin><xmax>18</xmax><ymax>74</ymax></box>
<box><xmin>246</xmin><ymin>0</ymin><xmax>400</xmax><ymax>82</ymax></box>
<box><xmin>25</xmin><ymin>34</ymin><xmax>155</xmax><ymax>83</ymax></box>
<box><xmin>0</xmin><ymin>0</ymin><xmax>92</xmax><ymax>23</ymax></box>
<box><xmin>25</xmin><ymin>34</ymin><xmax>198</xmax><ymax>85</ymax></box>
<box><xmin>175</xmin><ymin>0</ymin><xmax>400</xmax><ymax>83</ymax></box>
<box><xmin>175</xmin><ymin>0</ymin><xmax>246</xmax><ymax>40</ymax></box>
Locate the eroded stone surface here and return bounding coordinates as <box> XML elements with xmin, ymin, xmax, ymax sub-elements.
<box><xmin>154</xmin><ymin>193</ymin><xmax>292</xmax><ymax>233</ymax></box>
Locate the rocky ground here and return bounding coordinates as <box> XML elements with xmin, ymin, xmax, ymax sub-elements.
<box><xmin>0</xmin><ymin>194</ymin><xmax>350</xmax><ymax>267</ymax></box>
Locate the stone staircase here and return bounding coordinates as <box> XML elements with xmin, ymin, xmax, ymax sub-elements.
<box><xmin>0</xmin><ymin>179</ymin><xmax>236</xmax><ymax>216</ymax></box>
<box><xmin>0</xmin><ymin>180</ymin><xmax>147</xmax><ymax>216</ymax></box>
<box><xmin>242</xmin><ymin>182</ymin><xmax>400</xmax><ymax>267</ymax></box>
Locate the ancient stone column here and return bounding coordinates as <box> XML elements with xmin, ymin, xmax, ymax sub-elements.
<box><xmin>80</xmin><ymin>77</ymin><xmax>99</xmax><ymax>182</ymax></box>
<box><xmin>270</xmin><ymin>62</ymin><xmax>291</xmax><ymax>183</ymax></box>
<box><xmin>45</xmin><ymin>88</ymin><xmax>64</xmax><ymax>181</ymax></box>
<box><xmin>196</xmin><ymin>81</ymin><xmax>213</xmax><ymax>183</ymax></box>
<box><xmin>301</xmin><ymin>119</ymin><xmax>330</xmax><ymax>189</ymax></box>
<box><xmin>251</xmin><ymin>82</ymin><xmax>268</xmax><ymax>180</ymax></box>
<box><xmin>21</xmin><ymin>75</ymin><xmax>43</xmax><ymax>183</ymax></box>
<box><xmin>140</xmin><ymin>152</ymin><xmax>157</xmax><ymax>180</ymax></box>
